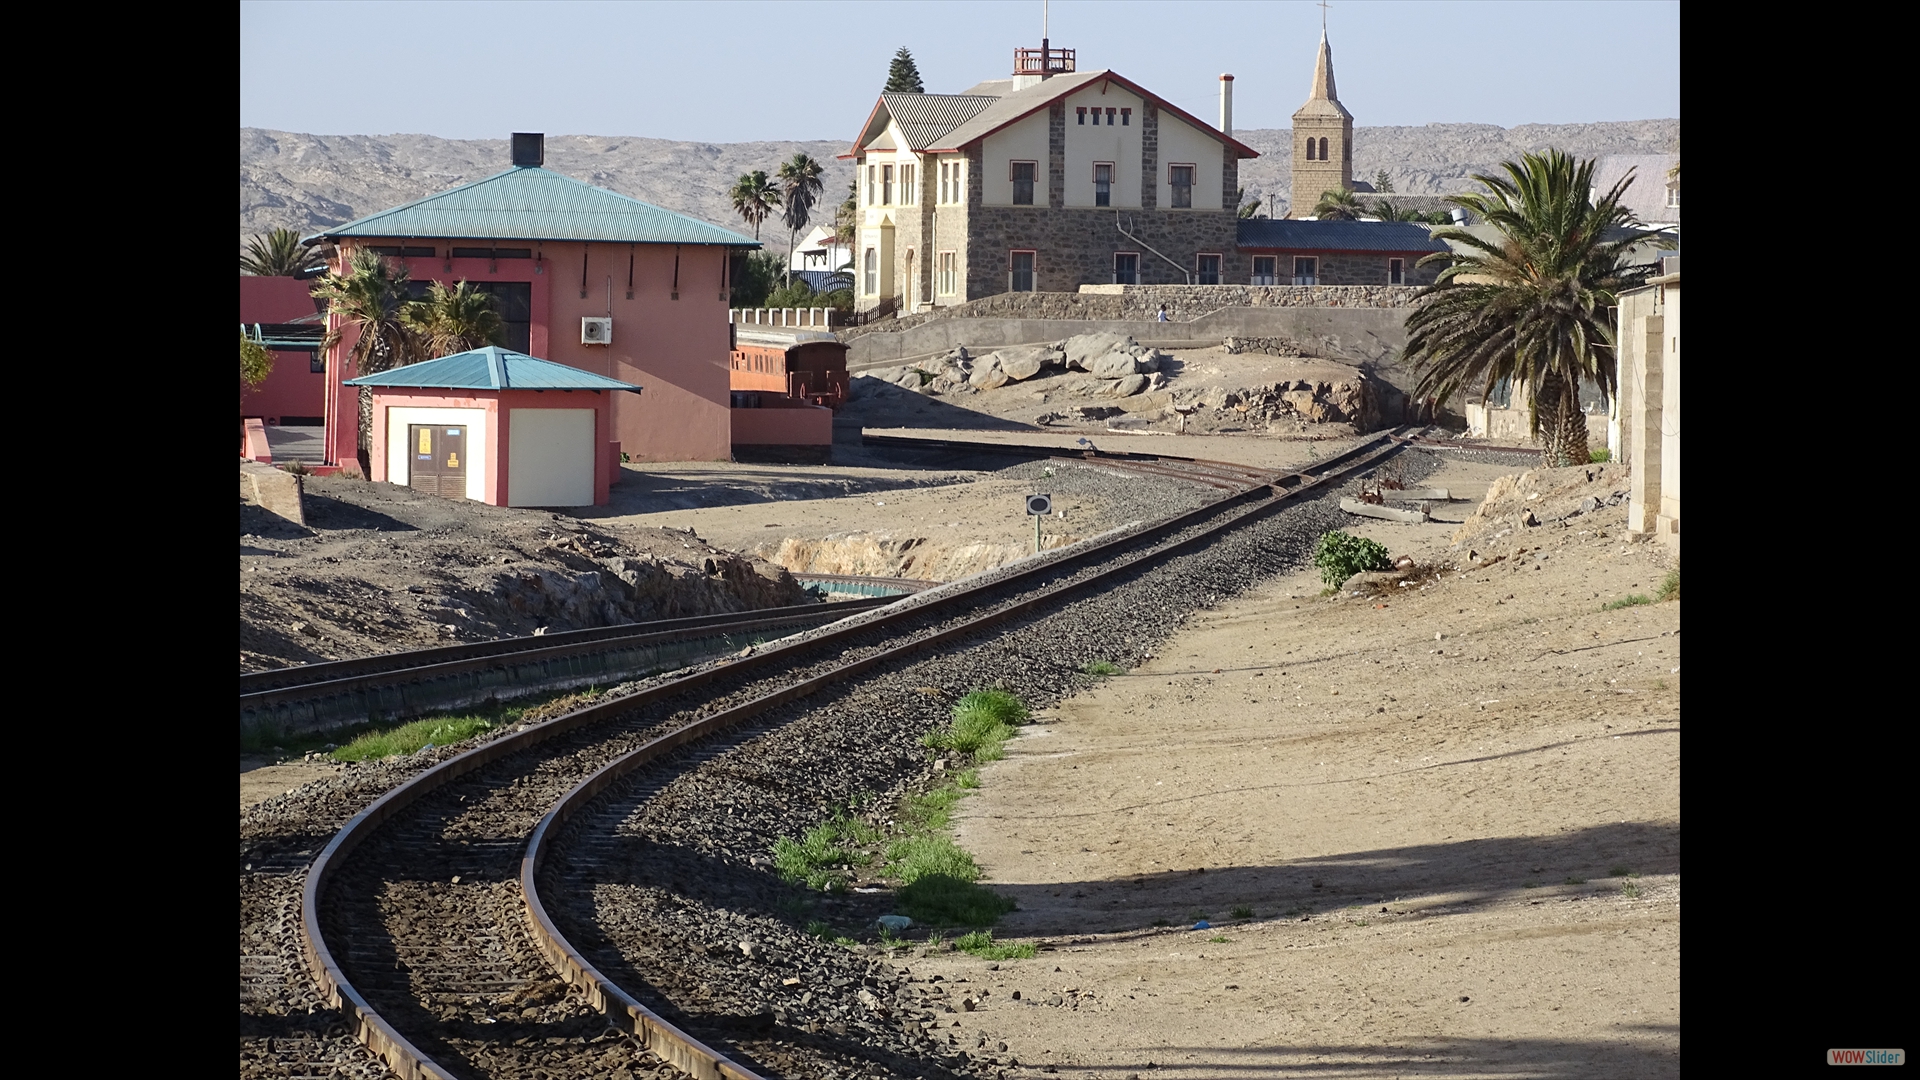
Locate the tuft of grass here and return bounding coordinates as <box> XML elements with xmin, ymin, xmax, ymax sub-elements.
<box><xmin>1608</xmin><ymin>865</ymin><xmax>1633</xmax><ymax>877</ymax></box>
<box><xmin>1081</xmin><ymin>660</ymin><xmax>1122</xmax><ymax>678</ymax></box>
<box><xmin>331</xmin><ymin>715</ymin><xmax>496</xmax><ymax>761</ymax></box>
<box><xmin>772</xmin><ymin>815</ymin><xmax>875</xmax><ymax>893</ymax></box>
<box><xmin>1187</xmin><ymin>910</ymin><xmax>1211</xmax><ymax>923</ymax></box>
<box><xmin>1621</xmin><ymin>882</ymin><xmax>1642</xmax><ymax>899</ymax></box>
<box><xmin>1602</xmin><ymin>594</ymin><xmax>1652</xmax><ymax>611</ymax></box>
<box><xmin>1565</xmin><ymin>877</ymin><xmax>1587</xmax><ymax>886</ymax></box>
<box><xmin>1151</xmin><ymin>918</ymin><xmax>1171</xmax><ymax>927</ymax></box>
<box><xmin>804</xmin><ymin>919</ymin><xmax>833</xmax><ymax>940</ymax></box>
<box><xmin>889</xmin><ymin>838</ymin><xmax>1016</xmax><ymax>926</ymax></box>
<box><xmin>1589</xmin><ymin>448</ymin><xmax>1612</xmax><ymax>463</ymax></box>
<box><xmin>1656</xmin><ymin>569</ymin><xmax>1680</xmax><ymax>602</ymax></box>
<box><xmin>923</xmin><ymin>690</ymin><xmax>1030</xmax><ymax>762</ymax></box>
<box><xmin>1208</xmin><ymin>935</ymin><xmax>1228</xmax><ymax>944</ymax></box>
<box><xmin>955</xmin><ymin>931</ymin><xmax>1036</xmax><ymax>960</ymax></box>
<box><xmin>1230</xmin><ymin>905</ymin><xmax>1254</xmax><ymax>919</ymax></box>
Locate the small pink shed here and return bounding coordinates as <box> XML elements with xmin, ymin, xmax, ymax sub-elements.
<box><xmin>345</xmin><ymin>346</ymin><xmax>640</xmax><ymax>507</ymax></box>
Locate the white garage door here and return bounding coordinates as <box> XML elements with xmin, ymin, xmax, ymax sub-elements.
<box><xmin>508</xmin><ymin>408</ymin><xmax>596</xmax><ymax>507</ymax></box>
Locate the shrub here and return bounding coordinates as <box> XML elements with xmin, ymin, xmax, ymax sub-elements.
<box><xmin>772</xmin><ymin>815</ymin><xmax>874</xmax><ymax>892</ymax></box>
<box><xmin>923</xmin><ymin>690</ymin><xmax>1029</xmax><ymax>761</ymax></box>
<box><xmin>1313</xmin><ymin>530</ymin><xmax>1393</xmax><ymax>587</ymax></box>
<box><xmin>1656</xmin><ymin>569</ymin><xmax>1679</xmax><ymax>602</ymax></box>
<box><xmin>954</xmin><ymin>930</ymin><xmax>1036</xmax><ymax>960</ymax></box>
<box><xmin>1589</xmin><ymin>448</ymin><xmax>1612</xmax><ymax>463</ymax></box>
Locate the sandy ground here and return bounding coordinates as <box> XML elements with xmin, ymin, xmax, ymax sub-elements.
<box><xmin>903</xmin><ymin>454</ymin><xmax>1680</xmax><ymax>1079</ymax></box>
<box><xmin>241</xmin><ymin>756</ymin><xmax>343</xmax><ymax>810</ymax></box>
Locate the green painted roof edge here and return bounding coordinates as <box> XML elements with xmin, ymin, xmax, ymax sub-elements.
<box><xmin>302</xmin><ymin>166</ymin><xmax>759</xmax><ymax>247</ymax></box>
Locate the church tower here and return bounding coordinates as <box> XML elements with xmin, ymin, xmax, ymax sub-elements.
<box><xmin>1289</xmin><ymin>31</ymin><xmax>1354</xmax><ymax>218</ymax></box>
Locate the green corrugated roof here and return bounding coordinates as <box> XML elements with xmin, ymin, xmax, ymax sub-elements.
<box><xmin>304</xmin><ymin>166</ymin><xmax>757</xmax><ymax>246</ymax></box>
<box><xmin>344</xmin><ymin>346</ymin><xmax>642</xmax><ymax>392</ymax></box>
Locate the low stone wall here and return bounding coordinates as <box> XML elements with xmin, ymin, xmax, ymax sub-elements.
<box><xmin>845</xmin><ymin>306</ymin><xmax>1415</xmax><ymax>371</ymax></box>
<box><xmin>839</xmin><ymin>284</ymin><xmax>1422</xmax><ymax>344</ymax></box>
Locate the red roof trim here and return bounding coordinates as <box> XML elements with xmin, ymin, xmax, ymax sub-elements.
<box><xmin>848</xmin><ymin>97</ymin><xmax>890</xmax><ymax>158</ymax></box>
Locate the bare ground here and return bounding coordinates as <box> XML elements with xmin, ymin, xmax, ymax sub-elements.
<box><xmin>899</xmin><ymin>453</ymin><xmax>1680</xmax><ymax>1079</ymax></box>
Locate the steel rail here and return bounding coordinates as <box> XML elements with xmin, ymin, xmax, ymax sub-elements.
<box><xmin>241</xmin><ymin>601</ymin><xmax>895</xmax><ymax>695</ymax></box>
<box><xmin>300</xmin><ymin>428</ymin><xmax>1420</xmax><ymax>1080</ymax></box>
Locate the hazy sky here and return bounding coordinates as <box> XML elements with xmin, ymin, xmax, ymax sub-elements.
<box><xmin>240</xmin><ymin>1</ymin><xmax>1678</xmax><ymax>142</ymax></box>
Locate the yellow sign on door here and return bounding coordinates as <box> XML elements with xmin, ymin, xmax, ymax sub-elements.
<box><xmin>418</xmin><ymin>428</ymin><xmax>432</xmax><ymax>454</ymax></box>
<box><xmin>447</xmin><ymin>453</ymin><xmax>460</xmax><ymax>468</ymax></box>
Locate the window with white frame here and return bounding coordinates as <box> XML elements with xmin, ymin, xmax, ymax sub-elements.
<box><xmin>1011</xmin><ymin>161</ymin><xmax>1036</xmax><ymax>206</ymax></box>
<box><xmin>1292</xmin><ymin>256</ymin><xmax>1318</xmax><ymax>286</ymax></box>
<box><xmin>866</xmin><ymin>165</ymin><xmax>875</xmax><ymax>205</ymax></box>
<box><xmin>901</xmin><ymin>163</ymin><xmax>915</xmax><ymax>205</ymax></box>
<box><xmin>1093</xmin><ymin>162</ymin><xmax>1112</xmax><ymax>207</ymax></box>
<box><xmin>1388</xmin><ymin>258</ymin><xmax>1404</xmax><ymax>285</ymax></box>
<box><xmin>864</xmin><ymin>247</ymin><xmax>878</xmax><ymax>295</ymax></box>
<box><xmin>938</xmin><ymin>251</ymin><xmax>956</xmax><ymax>294</ymax></box>
<box><xmin>1009</xmin><ymin>250</ymin><xmax>1035</xmax><ymax>292</ymax></box>
<box><xmin>1251</xmin><ymin>256</ymin><xmax>1276</xmax><ymax>285</ymax></box>
<box><xmin>940</xmin><ymin>162</ymin><xmax>951</xmax><ymax>203</ymax></box>
<box><xmin>1169</xmin><ymin>164</ymin><xmax>1194</xmax><ymax>209</ymax></box>
<box><xmin>1196</xmin><ymin>253</ymin><xmax>1221</xmax><ymax>286</ymax></box>
<box><xmin>1113</xmin><ymin>252</ymin><xmax>1139</xmax><ymax>286</ymax></box>
<box><xmin>881</xmin><ymin>164</ymin><xmax>893</xmax><ymax>205</ymax></box>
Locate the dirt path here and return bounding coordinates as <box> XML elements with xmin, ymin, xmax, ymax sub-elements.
<box><xmin>903</xmin><ymin>454</ymin><xmax>1681</xmax><ymax>1078</ymax></box>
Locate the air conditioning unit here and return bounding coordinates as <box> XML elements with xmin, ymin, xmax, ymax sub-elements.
<box><xmin>581</xmin><ymin>317</ymin><xmax>613</xmax><ymax>345</ymax></box>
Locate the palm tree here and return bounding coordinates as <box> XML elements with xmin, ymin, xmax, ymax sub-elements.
<box><xmin>240</xmin><ymin>227</ymin><xmax>323</xmax><ymax>276</ymax></box>
<box><xmin>313</xmin><ymin>249</ymin><xmax>426</xmax><ymax>468</ymax></box>
<box><xmin>1313</xmin><ymin>188</ymin><xmax>1363</xmax><ymax>221</ymax></box>
<box><xmin>833</xmin><ymin>177</ymin><xmax>859</xmax><ymax>247</ymax></box>
<box><xmin>1403</xmin><ymin>149</ymin><xmax>1659</xmax><ymax>468</ymax></box>
<box><xmin>777</xmin><ymin>153</ymin><xmax>825</xmax><ymax>288</ymax></box>
<box><xmin>1367</xmin><ymin>200</ymin><xmax>1425</xmax><ymax>222</ymax></box>
<box><xmin>1237</xmin><ymin>187</ymin><xmax>1262</xmax><ymax>219</ymax></box>
<box><xmin>404</xmin><ymin>280</ymin><xmax>505</xmax><ymax>357</ymax></box>
<box><xmin>730</xmin><ymin>171</ymin><xmax>779</xmax><ymax>243</ymax></box>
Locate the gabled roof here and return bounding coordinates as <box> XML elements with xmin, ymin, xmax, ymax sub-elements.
<box><xmin>343</xmin><ymin>346</ymin><xmax>643</xmax><ymax>392</ymax></box>
<box><xmin>848</xmin><ymin>93</ymin><xmax>999</xmax><ymax>157</ymax></box>
<box><xmin>1592</xmin><ymin>154</ymin><xmax>1679</xmax><ymax>224</ymax></box>
<box><xmin>849</xmin><ymin>70</ymin><xmax>1259</xmax><ymax>160</ymax></box>
<box><xmin>304</xmin><ymin>167</ymin><xmax>756</xmax><ymax>247</ymax></box>
<box><xmin>1236</xmin><ymin>219</ymin><xmax>1450</xmax><ymax>253</ymax></box>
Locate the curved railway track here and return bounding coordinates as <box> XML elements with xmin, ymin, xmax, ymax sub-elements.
<box><xmin>260</xmin><ymin>429</ymin><xmax>1435</xmax><ymax>1079</ymax></box>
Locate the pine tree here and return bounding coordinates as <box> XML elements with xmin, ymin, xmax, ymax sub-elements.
<box><xmin>884</xmin><ymin>47</ymin><xmax>924</xmax><ymax>93</ymax></box>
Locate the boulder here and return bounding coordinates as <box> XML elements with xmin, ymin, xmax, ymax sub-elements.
<box><xmin>992</xmin><ymin>346</ymin><xmax>1052</xmax><ymax>381</ymax></box>
<box><xmin>968</xmin><ymin>356</ymin><xmax>1009</xmax><ymax>390</ymax></box>
<box><xmin>1089</xmin><ymin>351</ymin><xmax>1143</xmax><ymax>379</ymax></box>
<box><xmin>1062</xmin><ymin>332</ymin><xmax>1134</xmax><ymax>371</ymax></box>
<box><xmin>1112</xmin><ymin>374</ymin><xmax>1149</xmax><ymax>397</ymax></box>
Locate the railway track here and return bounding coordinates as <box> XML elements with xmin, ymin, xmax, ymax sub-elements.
<box><xmin>257</xmin><ymin>428</ymin><xmax>1431</xmax><ymax>1080</ymax></box>
<box><xmin>241</xmin><ymin>594</ymin><xmax>929</xmax><ymax>740</ymax></box>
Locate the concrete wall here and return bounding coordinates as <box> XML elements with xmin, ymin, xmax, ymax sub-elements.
<box><xmin>731</xmin><ymin>402</ymin><xmax>833</xmax><ymax>446</ymax></box>
<box><xmin>324</xmin><ymin>238</ymin><xmax>732</xmax><ymax>468</ymax></box>
<box><xmin>1656</xmin><ymin>281</ymin><xmax>1679</xmax><ymax>552</ymax></box>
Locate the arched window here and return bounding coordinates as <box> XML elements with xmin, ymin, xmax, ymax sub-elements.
<box><xmin>1319</xmin><ymin>137</ymin><xmax>1329</xmax><ymax>161</ymax></box>
<box><xmin>1304</xmin><ymin>138</ymin><xmax>1315</xmax><ymax>161</ymax></box>
<box><xmin>863</xmin><ymin>248</ymin><xmax>878</xmax><ymax>296</ymax></box>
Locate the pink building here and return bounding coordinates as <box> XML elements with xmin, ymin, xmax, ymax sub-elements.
<box><xmin>305</xmin><ymin>133</ymin><xmax>757</xmax><ymax>471</ymax></box>
<box><xmin>346</xmin><ymin>346</ymin><xmax>638</xmax><ymax>507</ymax></box>
<box><xmin>239</xmin><ymin>276</ymin><xmax>327</xmax><ymax>425</ymax></box>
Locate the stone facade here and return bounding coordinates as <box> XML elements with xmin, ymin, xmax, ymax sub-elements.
<box><xmin>1239</xmin><ymin>249</ymin><xmax>1443</xmax><ymax>286</ymax></box>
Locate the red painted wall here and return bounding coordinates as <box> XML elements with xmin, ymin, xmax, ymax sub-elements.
<box><xmin>240</xmin><ymin>276</ymin><xmax>327</xmax><ymax>422</ymax></box>
<box><xmin>324</xmin><ymin>240</ymin><xmax>733</xmax><ymax>468</ymax></box>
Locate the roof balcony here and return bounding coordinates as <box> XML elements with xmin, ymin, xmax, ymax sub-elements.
<box><xmin>1013</xmin><ymin>45</ymin><xmax>1075</xmax><ymax>76</ymax></box>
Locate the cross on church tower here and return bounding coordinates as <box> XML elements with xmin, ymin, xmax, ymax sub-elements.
<box><xmin>1319</xmin><ymin>0</ymin><xmax>1331</xmax><ymax>33</ymax></box>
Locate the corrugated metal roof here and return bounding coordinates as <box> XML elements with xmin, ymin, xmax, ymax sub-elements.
<box><xmin>343</xmin><ymin>346</ymin><xmax>643</xmax><ymax>392</ymax></box>
<box><xmin>1236</xmin><ymin>219</ymin><xmax>1450</xmax><ymax>252</ymax></box>
<box><xmin>304</xmin><ymin>167</ymin><xmax>757</xmax><ymax>246</ymax></box>
<box><xmin>877</xmin><ymin>92</ymin><xmax>999</xmax><ymax>150</ymax></box>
